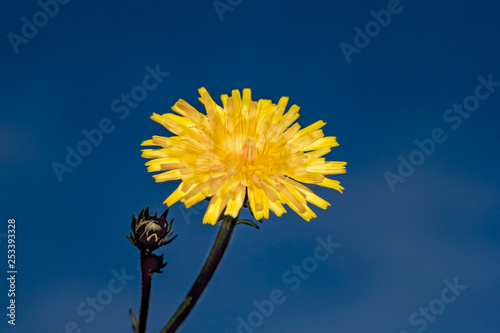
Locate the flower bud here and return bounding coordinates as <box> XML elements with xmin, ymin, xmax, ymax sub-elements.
<box><xmin>126</xmin><ymin>207</ymin><xmax>176</xmax><ymax>253</ymax></box>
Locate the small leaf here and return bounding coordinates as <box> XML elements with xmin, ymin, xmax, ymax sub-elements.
<box><xmin>160</xmin><ymin>208</ymin><xmax>169</xmax><ymax>220</ymax></box>
<box><xmin>125</xmin><ymin>234</ymin><xmax>137</xmax><ymax>246</ymax></box>
<box><xmin>236</xmin><ymin>219</ymin><xmax>260</xmax><ymax>229</ymax></box>
<box><xmin>129</xmin><ymin>308</ymin><xmax>137</xmax><ymax>331</ymax></box>
<box><xmin>131</xmin><ymin>214</ymin><xmax>137</xmax><ymax>230</ymax></box>
<box><xmin>163</xmin><ymin>234</ymin><xmax>178</xmax><ymax>245</ymax></box>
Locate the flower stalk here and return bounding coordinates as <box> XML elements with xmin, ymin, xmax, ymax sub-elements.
<box><xmin>160</xmin><ymin>215</ymin><xmax>238</xmax><ymax>333</ymax></box>
<box><xmin>137</xmin><ymin>251</ymin><xmax>152</xmax><ymax>333</ymax></box>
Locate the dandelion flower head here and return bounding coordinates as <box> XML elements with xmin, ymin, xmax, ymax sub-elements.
<box><xmin>141</xmin><ymin>88</ymin><xmax>346</xmax><ymax>224</ymax></box>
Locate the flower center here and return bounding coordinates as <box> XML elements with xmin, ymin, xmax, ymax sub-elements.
<box><xmin>219</xmin><ymin>136</ymin><xmax>261</xmax><ymax>179</ymax></box>
<box><xmin>219</xmin><ymin>135</ymin><xmax>288</xmax><ymax>182</ymax></box>
<box><xmin>242</xmin><ymin>137</ymin><xmax>257</xmax><ymax>164</ymax></box>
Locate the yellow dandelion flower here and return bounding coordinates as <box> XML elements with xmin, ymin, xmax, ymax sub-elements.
<box><xmin>141</xmin><ymin>88</ymin><xmax>346</xmax><ymax>225</ymax></box>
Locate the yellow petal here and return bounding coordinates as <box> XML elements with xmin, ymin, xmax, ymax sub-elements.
<box><xmin>153</xmin><ymin>169</ymin><xmax>183</xmax><ymax>182</ymax></box>
<box><xmin>307</xmin><ymin>161</ymin><xmax>347</xmax><ymax>175</ymax></box>
<box><xmin>304</xmin><ymin>136</ymin><xmax>338</xmax><ymax>151</ymax></box>
<box><xmin>318</xmin><ymin>178</ymin><xmax>345</xmax><ymax>193</ymax></box>
<box><xmin>224</xmin><ymin>183</ymin><xmax>246</xmax><ymax>217</ymax></box>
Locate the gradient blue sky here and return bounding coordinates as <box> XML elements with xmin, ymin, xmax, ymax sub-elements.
<box><xmin>1</xmin><ymin>0</ymin><xmax>500</xmax><ymax>332</ymax></box>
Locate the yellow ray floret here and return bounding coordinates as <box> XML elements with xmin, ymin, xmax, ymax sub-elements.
<box><xmin>141</xmin><ymin>88</ymin><xmax>346</xmax><ymax>225</ymax></box>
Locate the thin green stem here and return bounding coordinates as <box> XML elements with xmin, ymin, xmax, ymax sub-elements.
<box><xmin>137</xmin><ymin>251</ymin><xmax>153</xmax><ymax>333</ymax></box>
<box><xmin>160</xmin><ymin>215</ymin><xmax>238</xmax><ymax>333</ymax></box>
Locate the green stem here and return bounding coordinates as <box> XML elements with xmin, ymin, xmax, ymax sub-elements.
<box><xmin>137</xmin><ymin>251</ymin><xmax>153</xmax><ymax>333</ymax></box>
<box><xmin>160</xmin><ymin>215</ymin><xmax>237</xmax><ymax>333</ymax></box>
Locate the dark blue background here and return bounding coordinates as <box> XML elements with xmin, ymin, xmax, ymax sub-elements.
<box><xmin>1</xmin><ymin>0</ymin><xmax>499</xmax><ymax>332</ymax></box>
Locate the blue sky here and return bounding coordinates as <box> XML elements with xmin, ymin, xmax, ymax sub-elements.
<box><xmin>1</xmin><ymin>0</ymin><xmax>500</xmax><ymax>332</ymax></box>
